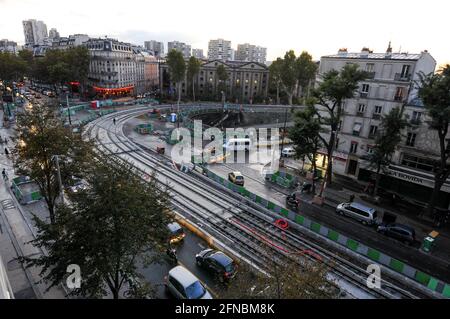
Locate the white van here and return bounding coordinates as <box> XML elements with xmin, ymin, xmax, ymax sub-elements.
<box><xmin>223</xmin><ymin>138</ymin><xmax>252</xmax><ymax>151</ymax></box>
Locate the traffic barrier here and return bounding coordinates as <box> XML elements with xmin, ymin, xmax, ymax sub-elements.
<box><xmin>202</xmin><ymin>168</ymin><xmax>450</xmax><ymax>298</ymax></box>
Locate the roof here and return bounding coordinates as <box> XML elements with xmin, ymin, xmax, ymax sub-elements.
<box><xmin>350</xmin><ymin>202</ymin><xmax>376</xmax><ymax>213</ymax></box>
<box><xmin>210</xmin><ymin>252</ymin><xmax>233</xmax><ymax>266</ymax></box>
<box><xmin>167</xmin><ymin>222</ymin><xmax>182</xmax><ymax>233</ymax></box>
<box><xmin>233</xmin><ymin>171</ymin><xmax>243</xmax><ymax>175</ymax></box>
<box><xmin>168</xmin><ymin>266</ymin><xmax>199</xmax><ymax>287</ymax></box>
<box><xmin>323</xmin><ymin>52</ymin><xmax>423</xmax><ymax>61</ymax></box>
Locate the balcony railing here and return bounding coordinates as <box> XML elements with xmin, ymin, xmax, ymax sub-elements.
<box><xmin>360</xmin><ymin>92</ymin><xmax>369</xmax><ymax>98</ymax></box>
<box><xmin>372</xmin><ymin>113</ymin><xmax>381</xmax><ymax>120</ymax></box>
<box><xmin>366</xmin><ymin>72</ymin><xmax>375</xmax><ymax>79</ymax></box>
<box><xmin>394</xmin><ymin>73</ymin><xmax>411</xmax><ymax>81</ymax></box>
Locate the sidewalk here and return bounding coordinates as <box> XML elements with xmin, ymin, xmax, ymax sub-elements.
<box><xmin>0</xmin><ymin>112</ymin><xmax>66</xmax><ymax>299</ymax></box>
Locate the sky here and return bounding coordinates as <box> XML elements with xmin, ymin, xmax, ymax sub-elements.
<box><xmin>0</xmin><ymin>0</ymin><xmax>449</xmax><ymax>67</ymax></box>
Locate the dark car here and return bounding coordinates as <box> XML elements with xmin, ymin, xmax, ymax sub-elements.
<box><xmin>377</xmin><ymin>223</ymin><xmax>416</xmax><ymax>245</ymax></box>
<box><xmin>196</xmin><ymin>249</ymin><xmax>237</xmax><ymax>282</ymax></box>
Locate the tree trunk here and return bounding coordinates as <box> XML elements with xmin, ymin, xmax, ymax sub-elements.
<box><xmin>312</xmin><ymin>153</ymin><xmax>317</xmax><ymax>194</ymax></box>
<box><xmin>276</xmin><ymin>84</ymin><xmax>280</xmax><ymax>105</ymax></box>
<box><xmin>192</xmin><ymin>76</ymin><xmax>195</xmax><ymax>102</ymax></box>
<box><xmin>426</xmin><ymin>176</ymin><xmax>445</xmax><ymax>216</ymax></box>
<box><xmin>373</xmin><ymin>162</ymin><xmax>382</xmax><ymax>196</ymax></box>
<box><xmin>287</xmin><ymin>93</ymin><xmax>293</xmax><ymax>106</ymax></box>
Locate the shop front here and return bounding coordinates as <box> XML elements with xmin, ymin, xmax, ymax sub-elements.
<box><xmin>92</xmin><ymin>85</ymin><xmax>134</xmax><ymax>99</ymax></box>
<box><xmin>358</xmin><ymin>164</ymin><xmax>450</xmax><ymax>209</ymax></box>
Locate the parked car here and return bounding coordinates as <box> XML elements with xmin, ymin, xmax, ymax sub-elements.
<box><xmin>335</xmin><ymin>202</ymin><xmax>378</xmax><ymax>226</ymax></box>
<box><xmin>67</xmin><ymin>178</ymin><xmax>88</xmax><ymax>194</ymax></box>
<box><xmin>165</xmin><ymin>265</ymin><xmax>213</xmax><ymax>299</ymax></box>
<box><xmin>196</xmin><ymin>249</ymin><xmax>237</xmax><ymax>282</ymax></box>
<box><xmin>377</xmin><ymin>223</ymin><xmax>416</xmax><ymax>245</ymax></box>
<box><xmin>282</xmin><ymin>147</ymin><xmax>296</xmax><ymax>157</ymax></box>
<box><xmin>167</xmin><ymin>222</ymin><xmax>185</xmax><ymax>244</ymax></box>
<box><xmin>228</xmin><ymin>171</ymin><xmax>244</xmax><ymax>186</ymax></box>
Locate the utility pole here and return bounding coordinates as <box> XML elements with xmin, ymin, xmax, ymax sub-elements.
<box><xmin>66</xmin><ymin>92</ymin><xmax>72</xmax><ymax>126</ymax></box>
<box><xmin>280</xmin><ymin>107</ymin><xmax>288</xmax><ymax>158</ymax></box>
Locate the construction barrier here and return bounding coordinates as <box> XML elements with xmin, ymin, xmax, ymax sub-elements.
<box><xmin>203</xmin><ymin>168</ymin><xmax>450</xmax><ymax>298</ymax></box>
<box><xmin>11</xmin><ymin>176</ymin><xmax>42</xmax><ymax>205</ymax></box>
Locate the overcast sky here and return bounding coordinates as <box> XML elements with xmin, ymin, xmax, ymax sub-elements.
<box><xmin>1</xmin><ymin>0</ymin><xmax>448</xmax><ymax>67</ymax></box>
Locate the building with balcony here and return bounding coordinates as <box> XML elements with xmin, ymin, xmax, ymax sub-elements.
<box><xmin>159</xmin><ymin>59</ymin><xmax>269</xmax><ymax>103</ymax></box>
<box><xmin>84</xmin><ymin>38</ymin><xmax>146</xmax><ymax>97</ymax></box>
<box><xmin>208</xmin><ymin>39</ymin><xmax>233</xmax><ymax>61</ymax></box>
<box><xmin>22</xmin><ymin>19</ymin><xmax>48</xmax><ymax>47</ymax></box>
<box><xmin>192</xmin><ymin>48</ymin><xmax>204</xmax><ymax>59</ymax></box>
<box><xmin>0</xmin><ymin>39</ymin><xmax>18</xmax><ymax>54</ymax></box>
<box><xmin>144</xmin><ymin>40</ymin><xmax>164</xmax><ymax>57</ymax></box>
<box><xmin>167</xmin><ymin>41</ymin><xmax>191</xmax><ymax>58</ymax></box>
<box><xmin>314</xmin><ymin>46</ymin><xmax>450</xmax><ymax>208</ymax></box>
<box><xmin>235</xmin><ymin>43</ymin><xmax>267</xmax><ymax>64</ymax></box>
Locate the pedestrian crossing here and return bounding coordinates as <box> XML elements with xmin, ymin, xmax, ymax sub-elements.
<box><xmin>0</xmin><ymin>199</ymin><xmax>15</xmax><ymax>210</ymax></box>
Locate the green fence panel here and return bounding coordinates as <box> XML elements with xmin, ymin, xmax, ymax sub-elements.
<box><xmin>346</xmin><ymin>239</ymin><xmax>359</xmax><ymax>251</ymax></box>
<box><xmin>255</xmin><ymin>195</ymin><xmax>262</xmax><ymax>204</ymax></box>
<box><xmin>295</xmin><ymin>214</ymin><xmax>304</xmax><ymax>225</ymax></box>
<box><xmin>443</xmin><ymin>285</ymin><xmax>450</xmax><ymax>298</ymax></box>
<box><xmin>267</xmin><ymin>202</ymin><xmax>275</xmax><ymax>210</ymax></box>
<box><xmin>280</xmin><ymin>208</ymin><xmax>289</xmax><ymax>217</ymax></box>
<box><xmin>311</xmin><ymin>222</ymin><xmax>321</xmax><ymax>233</ymax></box>
<box><xmin>389</xmin><ymin>258</ymin><xmax>405</xmax><ymax>273</ymax></box>
<box><xmin>414</xmin><ymin>271</ymin><xmax>431</xmax><ymax>285</ymax></box>
<box><xmin>367</xmin><ymin>248</ymin><xmax>381</xmax><ymax>262</ymax></box>
<box><xmin>327</xmin><ymin>230</ymin><xmax>339</xmax><ymax>242</ymax></box>
<box><xmin>427</xmin><ymin>277</ymin><xmax>439</xmax><ymax>291</ymax></box>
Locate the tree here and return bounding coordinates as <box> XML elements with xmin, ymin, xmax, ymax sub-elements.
<box><xmin>187</xmin><ymin>56</ymin><xmax>201</xmax><ymax>101</ymax></box>
<box><xmin>281</xmin><ymin>50</ymin><xmax>298</xmax><ymax>105</ymax></box>
<box><xmin>417</xmin><ymin>65</ymin><xmax>450</xmax><ymax>215</ymax></box>
<box><xmin>223</xmin><ymin>250</ymin><xmax>338</xmax><ymax>299</ymax></box>
<box><xmin>0</xmin><ymin>51</ymin><xmax>27</xmax><ymax>83</ymax></box>
<box><xmin>65</xmin><ymin>46</ymin><xmax>90</xmax><ymax>96</ymax></box>
<box><xmin>216</xmin><ymin>64</ymin><xmax>228</xmax><ymax>101</ymax></box>
<box><xmin>166</xmin><ymin>49</ymin><xmax>186</xmax><ymax>117</ymax></box>
<box><xmin>269</xmin><ymin>58</ymin><xmax>283</xmax><ymax>105</ymax></box>
<box><xmin>14</xmin><ymin>104</ymin><xmax>89</xmax><ymax>224</ymax></box>
<box><xmin>289</xmin><ymin>105</ymin><xmax>323</xmax><ymax>193</ymax></box>
<box><xmin>296</xmin><ymin>51</ymin><xmax>318</xmax><ymax>104</ymax></box>
<box><xmin>368</xmin><ymin>107</ymin><xmax>408</xmax><ymax>196</ymax></box>
<box><xmin>311</xmin><ymin>64</ymin><xmax>368</xmax><ymax>187</ymax></box>
<box><xmin>22</xmin><ymin>154</ymin><xmax>173</xmax><ymax>299</ymax></box>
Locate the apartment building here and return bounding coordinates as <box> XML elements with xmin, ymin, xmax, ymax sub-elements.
<box><xmin>144</xmin><ymin>40</ymin><xmax>164</xmax><ymax>57</ymax></box>
<box><xmin>167</xmin><ymin>41</ymin><xmax>191</xmax><ymax>58</ymax></box>
<box><xmin>207</xmin><ymin>39</ymin><xmax>233</xmax><ymax>61</ymax></box>
<box><xmin>316</xmin><ymin>46</ymin><xmax>450</xmax><ymax>208</ymax></box>
<box><xmin>22</xmin><ymin>19</ymin><xmax>48</xmax><ymax>46</ymax></box>
<box><xmin>192</xmin><ymin>48</ymin><xmax>205</xmax><ymax>59</ymax></box>
<box><xmin>235</xmin><ymin>43</ymin><xmax>267</xmax><ymax>64</ymax></box>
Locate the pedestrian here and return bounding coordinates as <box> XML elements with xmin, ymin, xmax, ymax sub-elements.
<box><xmin>4</xmin><ymin>137</ymin><xmax>7</xmax><ymax>144</ymax></box>
<box><xmin>113</xmin><ymin>118</ymin><xmax>116</xmax><ymax>125</ymax></box>
<box><xmin>4</xmin><ymin>148</ymin><xmax>9</xmax><ymax>156</ymax></box>
<box><xmin>2</xmin><ymin>168</ymin><xmax>7</xmax><ymax>180</ymax></box>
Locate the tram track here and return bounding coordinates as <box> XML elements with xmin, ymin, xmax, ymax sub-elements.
<box><xmin>83</xmin><ymin>107</ymin><xmax>427</xmax><ymax>299</ymax></box>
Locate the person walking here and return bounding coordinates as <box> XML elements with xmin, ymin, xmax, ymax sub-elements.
<box><xmin>4</xmin><ymin>147</ymin><xmax>9</xmax><ymax>156</ymax></box>
<box><xmin>113</xmin><ymin>118</ymin><xmax>116</xmax><ymax>125</ymax></box>
<box><xmin>2</xmin><ymin>168</ymin><xmax>8</xmax><ymax>181</ymax></box>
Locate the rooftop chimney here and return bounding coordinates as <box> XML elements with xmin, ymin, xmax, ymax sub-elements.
<box><xmin>385</xmin><ymin>41</ymin><xmax>392</xmax><ymax>58</ymax></box>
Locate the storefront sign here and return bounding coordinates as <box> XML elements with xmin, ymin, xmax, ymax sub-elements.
<box><xmin>385</xmin><ymin>168</ymin><xmax>450</xmax><ymax>193</ymax></box>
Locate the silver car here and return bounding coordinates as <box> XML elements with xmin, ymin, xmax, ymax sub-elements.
<box><xmin>165</xmin><ymin>265</ymin><xmax>213</xmax><ymax>299</ymax></box>
<box><xmin>336</xmin><ymin>202</ymin><xmax>378</xmax><ymax>226</ymax></box>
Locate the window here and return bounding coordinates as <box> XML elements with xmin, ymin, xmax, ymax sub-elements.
<box><xmin>353</xmin><ymin>123</ymin><xmax>362</xmax><ymax>136</ymax></box>
<box><xmin>358</xmin><ymin>104</ymin><xmax>366</xmax><ymax>114</ymax></box>
<box><xmin>374</xmin><ymin>105</ymin><xmax>382</xmax><ymax>114</ymax></box>
<box><xmin>367</xmin><ymin>146</ymin><xmax>374</xmax><ymax>154</ymax></box>
<box><xmin>401</xmin><ymin>65</ymin><xmax>411</xmax><ymax>78</ymax></box>
<box><xmin>369</xmin><ymin>125</ymin><xmax>378</xmax><ymax>137</ymax></box>
<box><xmin>366</xmin><ymin>63</ymin><xmax>375</xmax><ymax>72</ymax></box>
<box><xmin>361</xmin><ymin>84</ymin><xmax>370</xmax><ymax>93</ymax></box>
<box><xmin>406</xmin><ymin>133</ymin><xmax>416</xmax><ymax>147</ymax></box>
<box><xmin>350</xmin><ymin>142</ymin><xmax>358</xmax><ymax>154</ymax></box>
<box><xmin>401</xmin><ymin>154</ymin><xmax>434</xmax><ymax>172</ymax></box>
<box><xmin>412</xmin><ymin>111</ymin><xmax>422</xmax><ymax>122</ymax></box>
<box><xmin>394</xmin><ymin>87</ymin><xmax>404</xmax><ymax>101</ymax></box>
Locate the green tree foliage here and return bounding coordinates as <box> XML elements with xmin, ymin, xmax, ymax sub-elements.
<box><xmin>269</xmin><ymin>58</ymin><xmax>283</xmax><ymax>104</ymax></box>
<box><xmin>368</xmin><ymin>107</ymin><xmax>408</xmax><ymax>195</ymax></box>
<box><xmin>417</xmin><ymin>65</ymin><xmax>450</xmax><ymax>214</ymax></box>
<box><xmin>187</xmin><ymin>56</ymin><xmax>201</xmax><ymax>101</ymax></box>
<box><xmin>223</xmin><ymin>251</ymin><xmax>338</xmax><ymax>299</ymax></box>
<box><xmin>0</xmin><ymin>51</ymin><xmax>27</xmax><ymax>83</ymax></box>
<box><xmin>22</xmin><ymin>154</ymin><xmax>173</xmax><ymax>299</ymax></box>
<box><xmin>166</xmin><ymin>49</ymin><xmax>186</xmax><ymax>109</ymax></box>
<box><xmin>14</xmin><ymin>104</ymin><xmax>90</xmax><ymax>224</ymax></box>
<box><xmin>289</xmin><ymin>105</ymin><xmax>323</xmax><ymax>193</ymax></box>
<box><xmin>310</xmin><ymin>64</ymin><xmax>368</xmax><ymax>186</ymax></box>
<box><xmin>296</xmin><ymin>51</ymin><xmax>318</xmax><ymax>103</ymax></box>
<box><xmin>281</xmin><ymin>50</ymin><xmax>298</xmax><ymax>105</ymax></box>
